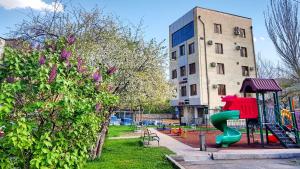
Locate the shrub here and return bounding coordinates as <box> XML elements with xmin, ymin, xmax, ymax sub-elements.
<box><xmin>0</xmin><ymin>36</ymin><xmax>118</xmax><ymax>168</ymax></box>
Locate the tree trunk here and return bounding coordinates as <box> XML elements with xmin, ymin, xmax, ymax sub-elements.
<box><xmin>91</xmin><ymin>115</ymin><xmax>110</xmax><ymax>160</ymax></box>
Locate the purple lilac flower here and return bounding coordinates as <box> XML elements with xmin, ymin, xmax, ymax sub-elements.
<box><xmin>6</xmin><ymin>76</ymin><xmax>15</xmax><ymax>83</ymax></box>
<box><xmin>48</xmin><ymin>64</ymin><xmax>57</xmax><ymax>83</ymax></box>
<box><xmin>107</xmin><ymin>66</ymin><xmax>117</xmax><ymax>75</ymax></box>
<box><xmin>93</xmin><ymin>71</ymin><xmax>102</xmax><ymax>82</ymax></box>
<box><xmin>107</xmin><ymin>85</ymin><xmax>113</xmax><ymax>92</ymax></box>
<box><xmin>67</xmin><ymin>35</ymin><xmax>76</xmax><ymax>45</ymax></box>
<box><xmin>39</xmin><ymin>55</ymin><xmax>46</xmax><ymax>65</ymax></box>
<box><xmin>95</xmin><ymin>103</ymin><xmax>102</xmax><ymax>112</ymax></box>
<box><xmin>60</xmin><ymin>49</ymin><xmax>72</xmax><ymax>61</ymax></box>
<box><xmin>77</xmin><ymin>57</ymin><xmax>85</xmax><ymax>73</ymax></box>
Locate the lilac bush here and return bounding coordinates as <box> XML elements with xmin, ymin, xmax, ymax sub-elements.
<box><xmin>0</xmin><ymin>36</ymin><xmax>118</xmax><ymax>168</ymax></box>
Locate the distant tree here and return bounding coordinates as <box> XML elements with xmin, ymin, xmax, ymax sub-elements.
<box><xmin>265</xmin><ymin>0</ymin><xmax>300</xmax><ymax>82</ymax></box>
<box><xmin>256</xmin><ymin>52</ymin><xmax>283</xmax><ymax>79</ymax></box>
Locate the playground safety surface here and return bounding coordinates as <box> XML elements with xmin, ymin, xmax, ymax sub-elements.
<box><xmin>160</xmin><ymin>130</ymin><xmax>284</xmax><ymax>149</ymax></box>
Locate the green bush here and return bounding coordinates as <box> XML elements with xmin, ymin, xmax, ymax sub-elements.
<box><xmin>0</xmin><ymin>36</ymin><xmax>118</xmax><ymax>168</ymax></box>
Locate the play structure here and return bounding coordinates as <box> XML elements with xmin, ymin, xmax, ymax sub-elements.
<box><xmin>211</xmin><ymin>96</ymin><xmax>258</xmax><ymax>147</ymax></box>
<box><xmin>211</xmin><ymin>78</ymin><xmax>300</xmax><ymax>148</ymax></box>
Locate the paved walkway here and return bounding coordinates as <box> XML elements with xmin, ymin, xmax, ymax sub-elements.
<box><xmin>148</xmin><ymin>128</ymin><xmax>211</xmax><ymax>161</ymax></box>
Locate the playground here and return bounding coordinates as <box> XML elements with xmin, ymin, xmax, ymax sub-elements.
<box><xmin>160</xmin><ymin>129</ymin><xmax>283</xmax><ymax>149</ymax></box>
<box><xmin>158</xmin><ymin>78</ymin><xmax>300</xmax><ymax>150</ymax></box>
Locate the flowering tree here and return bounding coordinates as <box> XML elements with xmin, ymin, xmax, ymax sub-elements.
<box><xmin>0</xmin><ymin>36</ymin><xmax>118</xmax><ymax>168</ymax></box>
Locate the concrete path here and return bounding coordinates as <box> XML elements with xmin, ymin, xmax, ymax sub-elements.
<box><xmin>148</xmin><ymin>128</ymin><xmax>211</xmax><ymax>161</ymax></box>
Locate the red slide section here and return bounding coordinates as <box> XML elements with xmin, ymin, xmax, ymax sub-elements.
<box><xmin>222</xmin><ymin>95</ymin><xmax>258</xmax><ymax>119</ymax></box>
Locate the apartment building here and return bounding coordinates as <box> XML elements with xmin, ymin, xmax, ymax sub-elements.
<box><xmin>169</xmin><ymin>7</ymin><xmax>257</xmax><ymax>125</ymax></box>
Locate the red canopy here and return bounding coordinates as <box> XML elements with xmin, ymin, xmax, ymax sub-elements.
<box><xmin>240</xmin><ymin>78</ymin><xmax>282</xmax><ymax>93</ymax></box>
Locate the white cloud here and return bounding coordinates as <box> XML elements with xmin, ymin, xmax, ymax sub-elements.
<box><xmin>259</xmin><ymin>37</ymin><xmax>265</xmax><ymax>41</ymax></box>
<box><xmin>0</xmin><ymin>0</ymin><xmax>63</xmax><ymax>12</ymax></box>
<box><xmin>254</xmin><ymin>37</ymin><xmax>257</xmax><ymax>42</ymax></box>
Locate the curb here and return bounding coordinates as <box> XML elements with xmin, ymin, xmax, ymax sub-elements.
<box><xmin>165</xmin><ymin>155</ymin><xmax>186</xmax><ymax>169</ymax></box>
<box><xmin>212</xmin><ymin>151</ymin><xmax>300</xmax><ymax>160</ymax></box>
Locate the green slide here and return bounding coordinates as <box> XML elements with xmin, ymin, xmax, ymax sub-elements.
<box><xmin>210</xmin><ymin>110</ymin><xmax>242</xmax><ymax>147</ymax></box>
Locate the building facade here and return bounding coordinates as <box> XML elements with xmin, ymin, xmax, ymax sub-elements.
<box><xmin>169</xmin><ymin>7</ymin><xmax>257</xmax><ymax>125</ymax></box>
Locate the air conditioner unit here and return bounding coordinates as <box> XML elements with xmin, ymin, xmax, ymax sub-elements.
<box><xmin>210</xmin><ymin>62</ymin><xmax>216</xmax><ymax>67</ymax></box>
<box><xmin>212</xmin><ymin>84</ymin><xmax>218</xmax><ymax>89</ymax></box>
<box><xmin>207</xmin><ymin>40</ymin><xmax>213</xmax><ymax>45</ymax></box>
<box><xmin>235</xmin><ymin>46</ymin><xmax>241</xmax><ymax>50</ymax></box>
<box><xmin>249</xmin><ymin>67</ymin><xmax>254</xmax><ymax>71</ymax></box>
<box><xmin>234</xmin><ymin>27</ymin><xmax>240</xmax><ymax>35</ymax></box>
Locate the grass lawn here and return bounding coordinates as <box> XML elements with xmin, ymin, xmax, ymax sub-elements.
<box><xmin>86</xmin><ymin>138</ymin><xmax>174</xmax><ymax>169</ymax></box>
<box><xmin>108</xmin><ymin>125</ymin><xmax>135</xmax><ymax>137</ymax></box>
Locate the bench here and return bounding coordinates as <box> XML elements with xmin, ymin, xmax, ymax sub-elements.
<box><xmin>135</xmin><ymin>124</ymin><xmax>143</xmax><ymax>132</ymax></box>
<box><xmin>142</xmin><ymin>128</ymin><xmax>160</xmax><ymax>146</ymax></box>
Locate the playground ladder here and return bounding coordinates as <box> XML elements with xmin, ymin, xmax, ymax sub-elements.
<box><xmin>265</xmin><ymin>124</ymin><xmax>299</xmax><ymax>148</ymax></box>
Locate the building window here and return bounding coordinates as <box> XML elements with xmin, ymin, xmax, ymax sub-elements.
<box><xmin>180</xmin><ymin>66</ymin><xmax>186</xmax><ymax>76</ymax></box>
<box><xmin>217</xmin><ymin>63</ymin><xmax>225</xmax><ymax>74</ymax></box>
<box><xmin>179</xmin><ymin>44</ymin><xmax>185</xmax><ymax>56</ymax></box>
<box><xmin>189</xmin><ymin>63</ymin><xmax>196</xmax><ymax>74</ymax></box>
<box><xmin>240</xmin><ymin>47</ymin><xmax>247</xmax><ymax>57</ymax></box>
<box><xmin>218</xmin><ymin>84</ymin><xmax>226</xmax><ymax>95</ymax></box>
<box><xmin>188</xmin><ymin>42</ymin><xmax>195</xmax><ymax>54</ymax></box>
<box><xmin>171</xmin><ymin>51</ymin><xmax>177</xmax><ymax>60</ymax></box>
<box><xmin>215</xmin><ymin>43</ymin><xmax>223</xmax><ymax>54</ymax></box>
<box><xmin>181</xmin><ymin>86</ymin><xmax>187</xmax><ymax>96</ymax></box>
<box><xmin>190</xmin><ymin>84</ymin><xmax>197</xmax><ymax>96</ymax></box>
<box><xmin>214</xmin><ymin>23</ymin><xmax>222</xmax><ymax>34</ymax></box>
<box><xmin>240</xmin><ymin>28</ymin><xmax>246</xmax><ymax>38</ymax></box>
<box><xmin>171</xmin><ymin>69</ymin><xmax>177</xmax><ymax>79</ymax></box>
<box><xmin>172</xmin><ymin>21</ymin><xmax>194</xmax><ymax>47</ymax></box>
<box><xmin>242</xmin><ymin>66</ymin><xmax>249</xmax><ymax>76</ymax></box>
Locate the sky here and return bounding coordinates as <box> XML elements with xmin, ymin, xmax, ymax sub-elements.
<box><xmin>0</xmin><ymin>0</ymin><xmax>280</xmax><ymax>62</ymax></box>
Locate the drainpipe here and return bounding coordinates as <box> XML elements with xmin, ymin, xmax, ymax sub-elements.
<box><xmin>198</xmin><ymin>16</ymin><xmax>210</xmax><ymax>110</ymax></box>
<box><xmin>250</xmin><ymin>26</ymin><xmax>257</xmax><ymax>78</ymax></box>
